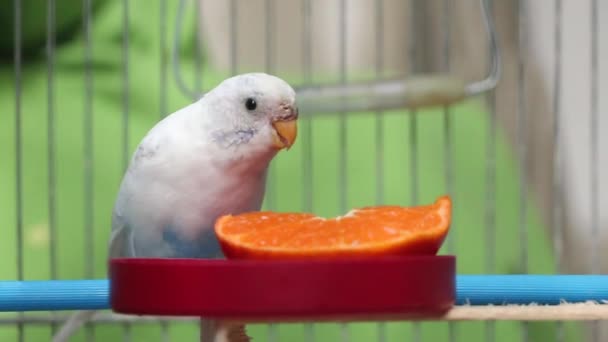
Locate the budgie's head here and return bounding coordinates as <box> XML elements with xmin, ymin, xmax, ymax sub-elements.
<box><xmin>203</xmin><ymin>72</ymin><xmax>299</xmax><ymax>154</ymax></box>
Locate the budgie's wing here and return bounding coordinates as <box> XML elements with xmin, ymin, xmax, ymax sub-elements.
<box><xmin>108</xmin><ymin>207</ymin><xmax>136</xmax><ymax>258</ymax></box>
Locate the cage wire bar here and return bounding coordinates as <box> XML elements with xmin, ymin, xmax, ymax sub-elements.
<box><xmin>484</xmin><ymin>0</ymin><xmax>497</xmax><ymax>341</ymax></box>
<box><xmin>159</xmin><ymin>0</ymin><xmax>171</xmax><ymax>339</ymax></box>
<box><xmin>338</xmin><ymin>1</ymin><xmax>349</xmax><ymax>342</ymax></box>
<box><xmin>13</xmin><ymin>0</ymin><xmax>24</xmax><ymax>341</ymax></box>
<box><xmin>441</xmin><ymin>1</ymin><xmax>457</xmax><ymax>342</ymax></box>
<box><xmin>3</xmin><ymin>0</ymin><xmax>608</xmax><ymax>341</ymax></box>
<box><xmin>265</xmin><ymin>1</ymin><xmax>279</xmax><ymax>340</ymax></box>
<box><xmin>516</xmin><ymin>0</ymin><xmax>529</xmax><ymax>341</ymax></box>
<box><xmin>83</xmin><ymin>0</ymin><xmax>95</xmax><ymax>341</ymax></box>
<box><xmin>46</xmin><ymin>0</ymin><xmax>58</xmax><ymax>337</ymax></box>
<box><xmin>158</xmin><ymin>4</ymin><xmax>169</xmax><ymax>341</ymax></box>
<box><xmin>552</xmin><ymin>2</ymin><xmax>564</xmax><ymax>342</ymax></box>
<box><xmin>302</xmin><ymin>0</ymin><xmax>314</xmax><ymax>341</ymax></box>
<box><xmin>409</xmin><ymin>2</ymin><xmax>421</xmax><ymax>342</ymax></box>
<box><xmin>121</xmin><ymin>1</ymin><xmax>131</xmax><ymax>341</ymax></box>
<box><xmin>375</xmin><ymin>1</ymin><xmax>386</xmax><ymax>342</ymax></box>
<box><xmin>590</xmin><ymin>0</ymin><xmax>600</xmax><ymax>340</ymax></box>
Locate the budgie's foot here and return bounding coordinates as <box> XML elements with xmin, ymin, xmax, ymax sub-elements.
<box><xmin>201</xmin><ymin>320</ymin><xmax>250</xmax><ymax>342</ymax></box>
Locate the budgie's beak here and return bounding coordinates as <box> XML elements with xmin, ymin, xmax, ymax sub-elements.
<box><xmin>271</xmin><ymin>105</ymin><xmax>298</xmax><ymax>150</ymax></box>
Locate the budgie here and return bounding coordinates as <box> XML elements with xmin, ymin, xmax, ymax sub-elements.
<box><xmin>52</xmin><ymin>72</ymin><xmax>299</xmax><ymax>342</ymax></box>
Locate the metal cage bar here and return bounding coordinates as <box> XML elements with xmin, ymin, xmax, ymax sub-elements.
<box><xmin>82</xmin><ymin>1</ymin><xmax>95</xmax><ymax>341</ymax></box>
<box><xmin>442</xmin><ymin>0</ymin><xmax>456</xmax><ymax>341</ymax></box>
<box><xmin>13</xmin><ymin>0</ymin><xmax>24</xmax><ymax>341</ymax></box>
<box><xmin>46</xmin><ymin>0</ymin><xmax>58</xmax><ymax>337</ymax></box>
<box><xmin>552</xmin><ymin>0</ymin><xmax>564</xmax><ymax>341</ymax></box>
<box><xmin>409</xmin><ymin>1</ymin><xmax>420</xmax><ymax>341</ymax></box>
<box><xmin>264</xmin><ymin>1</ymin><xmax>278</xmax><ymax>341</ymax></box>
<box><xmin>159</xmin><ymin>1</ymin><xmax>171</xmax><ymax>339</ymax></box>
<box><xmin>338</xmin><ymin>2</ymin><xmax>350</xmax><ymax>341</ymax></box>
<box><xmin>516</xmin><ymin>0</ymin><xmax>529</xmax><ymax>341</ymax></box>
<box><xmin>589</xmin><ymin>0</ymin><xmax>600</xmax><ymax>340</ymax></box>
<box><xmin>302</xmin><ymin>1</ymin><xmax>315</xmax><ymax>341</ymax></box>
<box><xmin>375</xmin><ymin>1</ymin><xmax>386</xmax><ymax>342</ymax></box>
<box><xmin>484</xmin><ymin>1</ymin><xmax>497</xmax><ymax>341</ymax></box>
<box><xmin>121</xmin><ymin>1</ymin><xmax>132</xmax><ymax>341</ymax></box>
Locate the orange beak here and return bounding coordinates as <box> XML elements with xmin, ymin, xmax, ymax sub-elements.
<box><xmin>271</xmin><ymin>118</ymin><xmax>298</xmax><ymax>150</ymax></box>
<box><xmin>271</xmin><ymin>106</ymin><xmax>298</xmax><ymax>150</ymax></box>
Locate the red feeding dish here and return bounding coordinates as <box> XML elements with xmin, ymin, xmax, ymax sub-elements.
<box><xmin>109</xmin><ymin>255</ymin><xmax>455</xmax><ymax>323</ymax></box>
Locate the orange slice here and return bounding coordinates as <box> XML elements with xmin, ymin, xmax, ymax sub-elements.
<box><xmin>215</xmin><ymin>195</ymin><xmax>452</xmax><ymax>260</ymax></box>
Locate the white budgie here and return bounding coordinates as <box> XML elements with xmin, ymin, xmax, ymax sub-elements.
<box><xmin>53</xmin><ymin>72</ymin><xmax>299</xmax><ymax>342</ymax></box>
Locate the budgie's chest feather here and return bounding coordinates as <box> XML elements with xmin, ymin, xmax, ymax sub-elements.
<box><xmin>109</xmin><ymin>106</ymin><xmax>273</xmax><ymax>258</ymax></box>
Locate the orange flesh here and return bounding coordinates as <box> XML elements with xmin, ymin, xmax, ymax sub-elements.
<box><xmin>215</xmin><ymin>196</ymin><xmax>451</xmax><ymax>260</ymax></box>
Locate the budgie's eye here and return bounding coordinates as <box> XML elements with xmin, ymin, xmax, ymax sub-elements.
<box><xmin>245</xmin><ymin>98</ymin><xmax>257</xmax><ymax>111</ymax></box>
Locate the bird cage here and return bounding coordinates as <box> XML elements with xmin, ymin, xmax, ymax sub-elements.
<box><xmin>0</xmin><ymin>0</ymin><xmax>607</xmax><ymax>341</ymax></box>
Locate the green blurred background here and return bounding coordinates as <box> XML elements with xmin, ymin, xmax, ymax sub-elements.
<box><xmin>0</xmin><ymin>0</ymin><xmax>585</xmax><ymax>341</ymax></box>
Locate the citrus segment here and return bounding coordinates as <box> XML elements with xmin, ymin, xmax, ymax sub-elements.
<box><xmin>215</xmin><ymin>196</ymin><xmax>451</xmax><ymax>260</ymax></box>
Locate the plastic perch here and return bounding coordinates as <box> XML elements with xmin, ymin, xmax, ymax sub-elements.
<box><xmin>4</xmin><ymin>273</ymin><xmax>608</xmax><ymax>312</ymax></box>
<box><xmin>4</xmin><ymin>263</ymin><xmax>608</xmax><ymax>340</ymax></box>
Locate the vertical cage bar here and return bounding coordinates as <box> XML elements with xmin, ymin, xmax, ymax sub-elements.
<box><xmin>264</xmin><ymin>1</ymin><xmax>278</xmax><ymax>340</ymax></box>
<box><xmin>265</xmin><ymin>0</ymin><xmax>274</xmax><ymax>75</ymax></box>
<box><xmin>443</xmin><ymin>1</ymin><xmax>456</xmax><ymax>341</ymax></box>
<box><xmin>46</xmin><ymin>0</ymin><xmax>57</xmax><ymax>284</ymax></box>
<box><xmin>302</xmin><ymin>0</ymin><xmax>313</xmax><ymax>215</ymax></box>
<box><xmin>83</xmin><ymin>0</ymin><xmax>94</xmax><ymax>279</ymax></box>
<box><xmin>590</xmin><ymin>0</ymin><xmax>599</xmax><ymax>340</ymax></box>
<box><xmin>264</xmin><ymin>0</ymin><xmax>277</xmax><ymax>212</ymax></box>
<box><xmin>443</xmin><ymin>0</ymin><xmax>453</xmax><ymax>257</ymax></box>
<box><xmin>159</xmin><ymin>0</ymin><xmax>170</xmax><ymax>339</ymax></box>
<box><xmin>302</xmin><ymin>0</ymin><xmax>315</xmax><ymax>340</ymax></box>
<box><xmin>122</xmin><ymin>0</ymin><xmax>129</xmax><ymax>170</ymax></box>
<box><xmin>194</xmin><ymin>0</ymin><xmax>203</xmax><ymax>94</ymax></box>
<box><xmin>338</xmin><ymin>0</ymin><xmax>350</xmax><ymax>341</ymax></box>
<box><xmin>267</xmin><ymin>324</ymin><xmax>278</xmax><ymax>342</ymax></box>
<box><xmin>264</xmin><ymin>0</ymin><xmax>278</xmax><ymax>334</ymax></box>
<box><xmin>552</xmin><ymin>0</ymin><xmax>563</xmax><ymax>340</ymax></box>
<box><xmin>409</xmin><ymin>0</ymin><xmax>420</xmax><ymax>339</ymax></box>
<box><xmin>46</xmin><ymin>0</ymin><xmax>58</xmax><ymax>335</ymax></box>
<box><xmin>83</xmin><ymin>0</ymin><xmax>95</xmax><ymax>341</ymax></box>
<box><xmin>589</xmin><ymin>0</ymin><xmax>599</xmax><ymax>275</ymax></box>
<box><xmin>374</xmin><ymin>0</ymin><xmax>384</xmax><ymax>206</ymax></box>
<box><xmin>484</xmin><ymin>63</ymin><xmax>497</xmax><ymax>342</ymax></box>
<box><xmin>171</xmin><ymin>0</ymin><xmax>198</xmax><ymax>101</ymax></box>
<box><xmin>83</xmin><ymin>0</ymin><xmax>95</xmax><ymax>340</ymax></box>
<box><xmin>194</xmin><ymin>2</ymin><xmax>203</xmax><ymax>256</ymax></box>
<box><xmin>13</xmin><ymin>0</ymin><xmax>24</xmax><ymax>341</ymax></box>
<box><xmin>229</xmin><ymin>0</ymin><xmax>237</xmax><ymax>76</ymax></box>
<box><xmin>408</xmin><ymin>0</ymin><xmax>419</xmax><ymax>207</ymax></box>
<box><xmin>484</xmin><ymin>2</ymin><xmax>497</xmax><ymax>342</ymax></box>
<box><xmin>516</xmin><ymin>0</ymin><xmax>528</xmax><ymax>275</ymax></box>
<box><xmin>338</xmin><ymin>0</ymin><xmax>348</xmax><ymax>213</ymax></box>
<box><xmin>517</xmin><ymin>0</ymin><xmax>529</xmax><ymax>340</ymax></box>
<box><xmin>122</xmin><ymin>326</ymin><xmax>131</xmax><ymax>342</ymax></box>
<box><xmin>375</xmin><ymin>1</ymin><xmax>386</xmax><ymax>340</ymax></box>
<box><xmin>160</xmin><ymin>0</ymin><xmax>168</xmax><ymax>119</ymax></box>
<box><xmin>121</xmin><ymin>0</ymin><xmax>132</xmax><ymax>340</ymax></box>
<box><xmin>552</xmin><ymin>0</ymin><xmax>563</xmax><ymax>276</ymax></box>
<box><xmin>337</xmin><ymin>0</ymin><xmax>347</xmax><ymax>224</ymax></box>
<box><xmin>122</xmin><ymin>0</ymin><xmax>130</xmax><ymax>171</ymax></box>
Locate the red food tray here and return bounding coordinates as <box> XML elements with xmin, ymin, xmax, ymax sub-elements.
<box><xmin>109</xmin><ymin>255</ymin><xmax>455</xmax><ymax>323</ymax></box>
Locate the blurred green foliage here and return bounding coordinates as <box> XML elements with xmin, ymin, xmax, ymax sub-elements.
<box><xmin>0</xmin><ymin>0</ymin><xmax>109</xmax><ymax>59</ymax></box>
